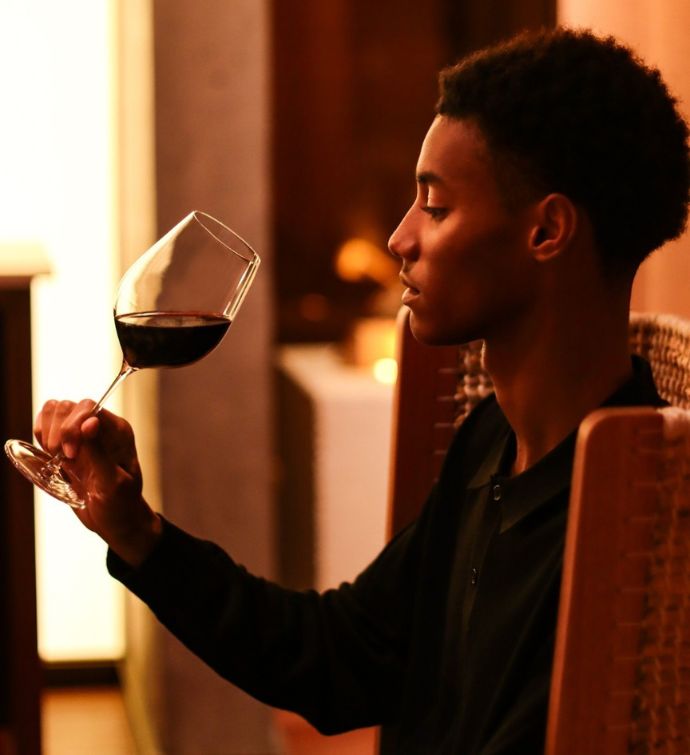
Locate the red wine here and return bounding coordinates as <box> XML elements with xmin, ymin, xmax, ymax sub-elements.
<box><xmin>115</xmin><ymin>311</ymin><xmax>231</xmax><ymax>369</ymax></box>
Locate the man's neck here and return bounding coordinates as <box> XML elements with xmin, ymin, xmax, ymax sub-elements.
<box><xmin>484</xmin><ymin>304</ymin><xmax>633</xmax><ymax>476</ymax></box>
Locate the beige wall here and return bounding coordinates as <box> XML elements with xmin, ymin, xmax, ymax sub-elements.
<box><xmin>559</xmin><ymin>0</ymin><xmax>690</xmax><ymax>318</ymax></box>
<box><xmin>115</xmin><ymin>0</ymin><xmax>277</xmax><ymax>752</ymax></box>
<box><xmin>114</xmin><ymin>3</ymin><xmax>165</xmax><ymax>751</ymax></box>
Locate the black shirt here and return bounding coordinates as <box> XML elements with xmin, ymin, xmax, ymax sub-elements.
<box><xmin>108</xmin><ymin>356</ymin><xmax>664</xmax><ymax>753</ymax></box>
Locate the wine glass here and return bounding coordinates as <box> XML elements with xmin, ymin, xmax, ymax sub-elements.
<box><xmin>4</xmin><ymin>210</ymin><xmax>260</xmax><ymax>509</ymax></box>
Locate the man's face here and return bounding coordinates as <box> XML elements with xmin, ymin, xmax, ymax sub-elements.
<box><xmin>389</xmin><ymin>116</ymin><xmax>540</xmax><ymax>346</ymax></box>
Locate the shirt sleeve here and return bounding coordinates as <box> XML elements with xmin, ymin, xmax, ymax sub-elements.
<box><xmin>107</xmin><ymin>498</ymin><xmax>432</xmax><ymax>735</ymax></box>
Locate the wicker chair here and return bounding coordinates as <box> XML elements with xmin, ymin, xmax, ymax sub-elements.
<box><xmin>628</xmin><ymin>312</ymin><xmax>690</xmax><ymax>410</ymax></box>
<box><xmin>387</xmin><ymin>308</ymin><xmax>690</xmax><ymax>753</ymax></box>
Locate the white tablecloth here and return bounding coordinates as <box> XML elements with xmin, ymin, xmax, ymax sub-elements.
<box><xmin>277</xmin><ymin>344</ymin><xmax>394</xmax><ymax>591</ymax></box>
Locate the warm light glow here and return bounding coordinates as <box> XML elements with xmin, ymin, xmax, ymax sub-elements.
<box><xmin>0</xmin><ymin>0</ymin><xmax>124</xmax><ymax>662</ymax></box>
<box><xmin>372</xmin><ymin>357</ymin><xmax>398</xmax><ymax>385</ymax></box>
<box><xmin>345</xmin><ymin>316</ymin><xmax>397</xmax><ymax>368</ymax></box>
<box><xmin>334</xmin><ymin>237</ymin><xmax>399</xmax><ymax>287</ymax></box>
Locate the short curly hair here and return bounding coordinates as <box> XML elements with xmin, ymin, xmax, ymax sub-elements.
<box><xmin>437</xmin><ymin>28</ymin><xmax>690</xmax><ymax>277</ymax></box>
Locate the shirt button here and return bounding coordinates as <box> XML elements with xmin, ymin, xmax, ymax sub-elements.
<box><xmin>492</xmin><ymin>483</ymin><xmax>502</xmax><ymax>502</ymax></box>
<box><xmin>471</xmin><ymin>568</ymin><xmax>479</xmax><ymax>586</ymax></box>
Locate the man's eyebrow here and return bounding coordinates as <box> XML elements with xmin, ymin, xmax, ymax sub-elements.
<box><xmin>416</xmin><ymin>170</ymin><xmax>445</xmax><ymax>186</ymax></box>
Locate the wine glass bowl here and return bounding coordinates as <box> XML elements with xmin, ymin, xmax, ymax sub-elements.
<box><xmin>5</xmin><ymin>210</ymin><xmax>260</xmax><ymax>508</ymax></box>
<box><xmin>113</xmin><ymin>212</ymin><xmax>257</xmax><ymax>370</ymax></box>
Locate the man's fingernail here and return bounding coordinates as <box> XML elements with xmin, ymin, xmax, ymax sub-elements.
<box><xmin>63</xmin><ymin>442</ymin><xmax>76</xmax><ymax>459</ymax></box>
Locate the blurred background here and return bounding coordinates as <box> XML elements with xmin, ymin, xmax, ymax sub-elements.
<box><xmin>1</xmin><ymin>0</ymin><xmax>689</xmax><ymax>753</ymax></box>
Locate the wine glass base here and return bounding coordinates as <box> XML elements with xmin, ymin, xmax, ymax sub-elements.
<box><xmin>4</xmin><ymin>439</ymin><xmax>86</xmax><ymax>509</ymax></box>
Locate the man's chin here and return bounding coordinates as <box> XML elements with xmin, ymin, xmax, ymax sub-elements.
<box><xmin>409</xmin><ymin>314</ymin><xmax>467</xmax><ymax>347</ymax></box>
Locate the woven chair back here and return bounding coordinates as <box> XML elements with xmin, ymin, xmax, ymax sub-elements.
<box><xmin>629</xmin><ymin>312</ymin><xmax>690</xmax><ymax>409</ymax></box>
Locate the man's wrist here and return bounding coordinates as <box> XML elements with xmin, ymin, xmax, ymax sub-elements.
<box><xmin>107</xmin><ymin>508</ymin><xmax>163</xmax><ymax>569</ymax></box>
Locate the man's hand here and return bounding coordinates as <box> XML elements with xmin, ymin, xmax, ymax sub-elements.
<box><xmin>34</xmin><ymin>399</ymin><xmax>162</xmax><ymax>567</ymax></box>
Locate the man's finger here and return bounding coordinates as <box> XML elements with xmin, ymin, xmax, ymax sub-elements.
<box><xmin>81</xmin><ymin>415</ymin><xmax>100</xmax><ymax>440</ymax></box>
<box><xmin>35</xmin><ymin>399</ymin><xmax>58</xmax><ymax>450</ymax></box>
<box><xmin>60</xmin><ymin>399</ymin><xmax>98</xmax><ymax>459</ymax></box>
<box><xmin>87</xmin><ymin>409</ymin><xmax>139</xmax><ymax>472</ymax></box>
<box><xmin>45</xmin><ymin>400</ymin><xmax>77</xmax><ymax>455</ymax></box>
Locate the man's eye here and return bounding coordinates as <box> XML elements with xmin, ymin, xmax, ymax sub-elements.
<box><xmin>422</xmin><ymin>206</ymin><xmax>447</xmax><ymax>220</ymax></box>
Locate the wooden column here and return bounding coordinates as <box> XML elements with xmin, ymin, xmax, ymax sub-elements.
<box><xmin>0</xmin><ymin>248</ymin><xmax>49</xmax><ymax>755</ymax></box>
<box><xmin>118</xmin><ymin>2</ymin><xmax>276</xmax><ymax>753</ymax></box>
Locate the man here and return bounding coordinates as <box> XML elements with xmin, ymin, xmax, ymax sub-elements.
<box><xmin>36</xmin><ymin>28</ymin><xmax>689</xmax><ymax>753</ymax></box>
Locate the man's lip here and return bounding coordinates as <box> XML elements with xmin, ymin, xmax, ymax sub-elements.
<box><xmin>401</xmin><ymin>275</ymin><xmax>421</xmax><ymax>305</ymax></box>
<box><xmin>399</xmin><ymin>275</ymin><xmax>420</xmax><ymax>294</ymax></box>
<box><xmin>402</xmin><ymin>287</ymin><xmax>419</xmax><ymax>305</ymax></box>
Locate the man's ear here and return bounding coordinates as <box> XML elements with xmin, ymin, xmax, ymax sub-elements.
<box><xmin>528</xmin><ymin>193</ymin><xmax>578</xmax><ymax>263</ymax></box>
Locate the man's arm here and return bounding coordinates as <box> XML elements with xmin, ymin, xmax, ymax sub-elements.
<box><xmin>106</xmin><ymin>513</ymin><xmax>423</xmax><ymax>734</ymax></box>
<box><xmin>34</xmin><ymin>398</ymin><xmax>422</xmax><ymax>733</ymax></box>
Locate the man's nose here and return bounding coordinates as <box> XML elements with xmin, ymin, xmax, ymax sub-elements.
<box><xmin>388</xmin><ymin>207</ymin><xmax>418</xmax><ymax>260</ymax></box>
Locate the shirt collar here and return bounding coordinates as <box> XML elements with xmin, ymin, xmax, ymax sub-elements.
<box><xmin>466</xmin><ymin>355</ymin><xmax>665</xmax><ymax>533</ymax></box>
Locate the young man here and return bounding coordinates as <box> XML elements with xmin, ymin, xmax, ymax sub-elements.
<box><xmin>36</xmin><ymin>28</ymin><xmax>689</xmax><ymax>753</ymax></box>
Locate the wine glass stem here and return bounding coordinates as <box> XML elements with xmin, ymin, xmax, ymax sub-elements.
<box><xmin>92</xmin><ymin>361</ymin><xmax>136</xmax><ymax>414</ymax></box>
<box><xmin>41</xmin><ymin>450</ymin><xmax>67</xmax><ymax>480</ymax></box>
<box><xmin>41</xmin><ymin>361</ymin><xmax>136</xmax><ymax>477</ymax></box>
